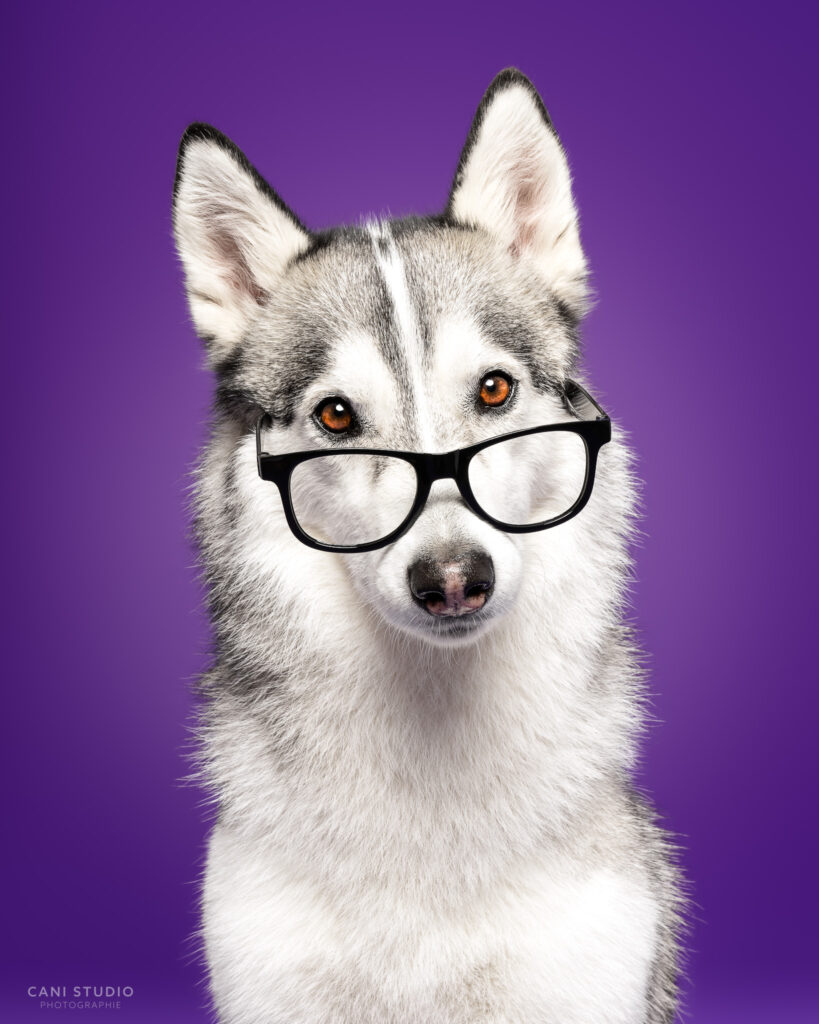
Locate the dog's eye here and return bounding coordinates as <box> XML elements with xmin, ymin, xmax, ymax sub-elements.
<box><xmin>315</xmin><ymin>397</ymin><xmax>355</xmax><ymax>434</ymax></box>
<box><xmin>478</xmin><ymin>371</ymin><xmax>513</xmax><ymax>408</ymax></box>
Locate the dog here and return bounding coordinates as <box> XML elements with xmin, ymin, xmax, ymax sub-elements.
<box><xmin>173</xmin><ymin>68</ymin><xmax>683</xmax><ymax>1024</ymax></box>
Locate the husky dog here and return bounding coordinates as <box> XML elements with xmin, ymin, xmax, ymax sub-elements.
<box><xmin>173</xmin><ymin>69</ymin><xmax>683</xmax><ymax>1023</ymax></box>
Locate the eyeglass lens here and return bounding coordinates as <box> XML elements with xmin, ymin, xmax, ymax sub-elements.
<box><xmin>467</xmin><ymin>430</ymin><xmax>587</xmax><ymax>526</ymax></box>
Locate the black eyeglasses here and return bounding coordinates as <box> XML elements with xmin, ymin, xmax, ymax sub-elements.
<box><xmin>256</xmin><ymin>379</ymin><xmax>611</xmax><ymax>553</ymax></box>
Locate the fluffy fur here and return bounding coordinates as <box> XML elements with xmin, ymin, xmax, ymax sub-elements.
<box><xmin>174</xmin><ymin>69</ymin><xmax>684</xmax><ymax>1023</ymax></box>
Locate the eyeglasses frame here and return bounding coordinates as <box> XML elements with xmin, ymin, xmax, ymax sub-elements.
<box><xmin>255</xmin><ymin>378</ymin><xmax>611</xmax><ymax>553</ymax></box>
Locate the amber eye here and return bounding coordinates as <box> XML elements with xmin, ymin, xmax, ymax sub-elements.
<box><xmin>479</xmin><ymin>371</ymin><xmax>513</xmax><ymax>407</ymax></box>
<box><xmin>316</xmin><ymin>397</ymin><xmax>355</xmax><ymax>433</ymax></box>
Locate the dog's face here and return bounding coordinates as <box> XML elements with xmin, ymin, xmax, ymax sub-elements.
<box><xmin>174</xmin><ymin>71</ymin><xmax>594</xmax><ymax>648</ymax></box>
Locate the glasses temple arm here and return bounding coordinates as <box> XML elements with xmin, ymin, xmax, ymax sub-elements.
<box><xmin>563</xmin><ymin>378</ymin><xmax>610</xmax><ymax>421</ymax></box>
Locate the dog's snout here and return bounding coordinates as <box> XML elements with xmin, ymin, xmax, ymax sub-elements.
<box><xmin>409</xmin><ymin>550</ymin><xmax>495</xmax><ymax>617</ymax></box>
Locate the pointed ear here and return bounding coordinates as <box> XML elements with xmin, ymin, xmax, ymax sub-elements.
<box><xmin>172</xmin><ymin>124</ymin><xmax>311</xmax><ymax>365</ymax></box>
<box><xmin>447</xmin><ymin>70</ymin><xmax>588</xmax><ymax>319</ymax></box>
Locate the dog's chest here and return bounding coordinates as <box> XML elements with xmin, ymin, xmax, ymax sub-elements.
<box><xmin>203</xmin><ymin>824</ymin><xmax>658</xmax><ymax>1024</ymax></box>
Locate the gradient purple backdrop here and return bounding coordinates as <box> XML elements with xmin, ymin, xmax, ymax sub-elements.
<box><xmin>3</xmin><ymin>1</ymin><xmax>817</xmax><ymax>1020</ymax></box>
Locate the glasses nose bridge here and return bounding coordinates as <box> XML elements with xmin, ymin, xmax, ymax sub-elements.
<box><xmin>424</xmin><ymin>449</ymin><xmax>461</xmax><ymax>484</ymax></box>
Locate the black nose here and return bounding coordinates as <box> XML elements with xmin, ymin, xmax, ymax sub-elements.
<box><xmin>408</xmin><ymin>550</ymin><xmax>495</xmax><ymax>617</ymax></box>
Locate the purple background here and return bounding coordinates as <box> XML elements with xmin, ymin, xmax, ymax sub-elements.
<box><xmin>3</xmin><ymin>1</ymin><xmax>817</xmax><ymax>1020</ymax></box>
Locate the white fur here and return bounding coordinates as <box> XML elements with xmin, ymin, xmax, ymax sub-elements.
<box><xmin>205</xmin><ymin>827</ymin><xmax>658</xmax><ymax>1023</ymax></box>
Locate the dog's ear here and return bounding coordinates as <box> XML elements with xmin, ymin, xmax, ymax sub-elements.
<box><xmin>173</xmin><ymin>124</ymin><xmax>311</xmax><ymax>366</ymax></box>
<box><xmin>447</xmin><ymin>70</ymin><xmax>588</xmax><ymax>319</ymax></box>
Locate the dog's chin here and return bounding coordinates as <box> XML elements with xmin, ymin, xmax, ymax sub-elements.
<box><xmin>388</xmin><ymin>605</ymin><xmax>501</xmax><ymax>648</ymax></box>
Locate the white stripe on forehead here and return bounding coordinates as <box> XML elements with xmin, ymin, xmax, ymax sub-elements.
<box><xmin>366</xmin><ymin>221</ymin><xmax>421</xmax><ymax>352</ymax></box>
<box><xmin>366</xmin><ymin>220</ymin><xmax>431</xmax><ymax>446</ymax></box>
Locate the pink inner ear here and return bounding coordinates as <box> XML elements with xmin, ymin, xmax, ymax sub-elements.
<box><xmin>510</xmin><ymin>177</ymin><xmax>540</xmax><ymax>257</ymax></box>
<box><xmin>213</xmin><ymin>228</ymin><xmax>268</xmax><ymax>305</ymax></box>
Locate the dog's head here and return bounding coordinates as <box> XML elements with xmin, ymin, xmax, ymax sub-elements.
<box><xmin>175</xmin><ymin>71</ymin><xmax>616</xmax><ymax>649</ymax></box>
